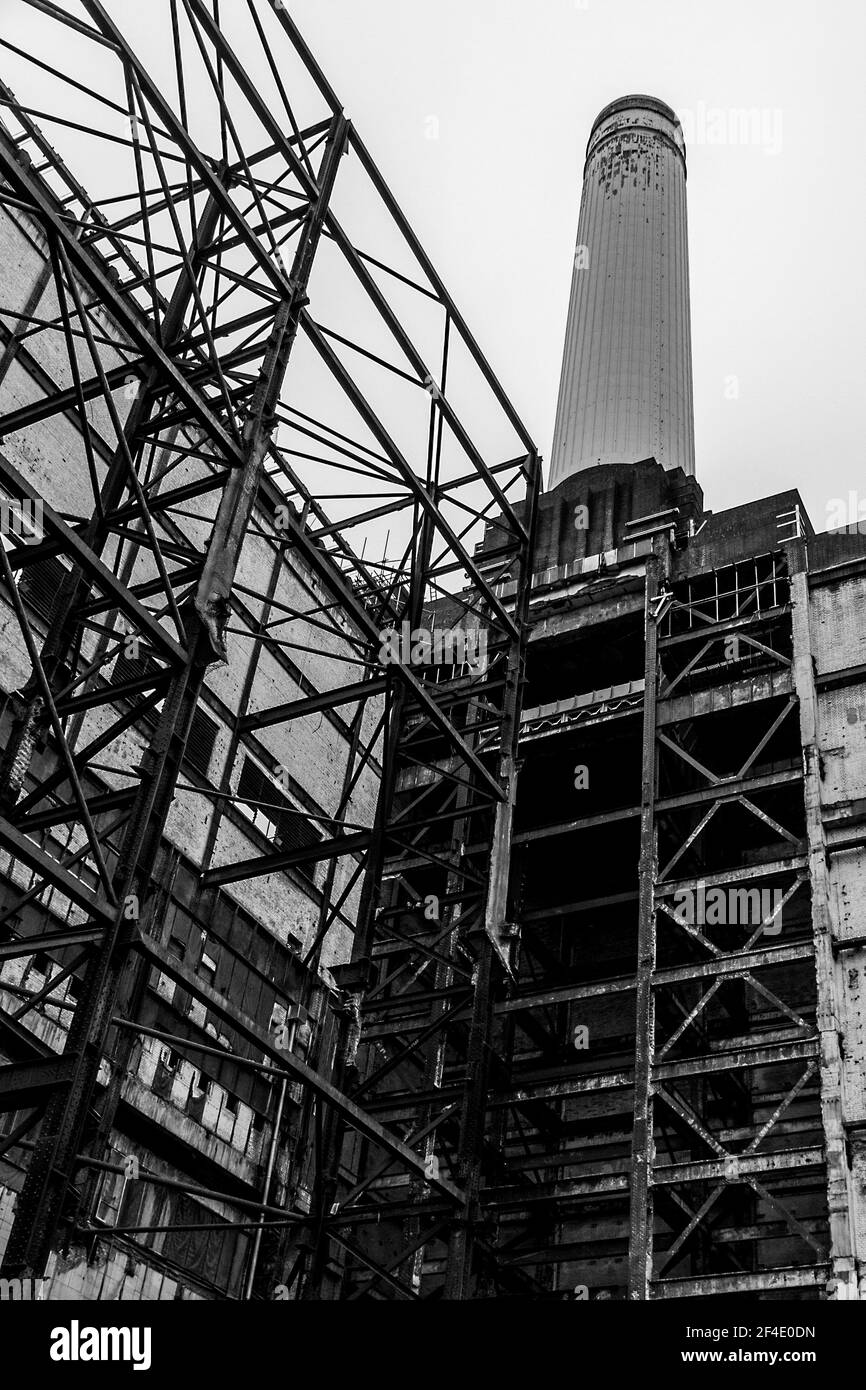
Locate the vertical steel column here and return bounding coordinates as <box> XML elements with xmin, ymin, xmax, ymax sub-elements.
<box><xmin>303</xmin><ymin>560</ymin><xmax>424</xmax><ymax>1297</ymax></box>
<box><xmin>443</xmin><ymin>455</ymin><xmax>540</xmax><ymax>1299</ymax></box>
<box><xmin>627</xmin><ymin>535</ymin><xmax>668</xmax><ymax>1299</ymax></box>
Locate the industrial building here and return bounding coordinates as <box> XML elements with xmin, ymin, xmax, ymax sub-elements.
<box><xmin>0</xmin><ymin>6</ymin><xmax>864</xmax><ymax>1303</ymax></box>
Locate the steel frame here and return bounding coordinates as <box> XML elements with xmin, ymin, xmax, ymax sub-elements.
<box><xmin>418</xmin><ymin>535</ymin><xmax>835</xmax><ymax>1300</ymax></box>
<box><xmin>0</xmin><ymin>1</ymin><xmax>845</xmax><ymax>1305</ymax></box>
<box><xmin>633</xmin><ymin>548</ymin><xmax>828</xmax><ymax>1297</ymax></box>
<box><xmin>340</xmin><ymin>529</ymin><xmax>844</xmax><ymax>1300</ymax></box>
<box><xmin>0</xmin><ymin>0</ymin><xmax>538</xmax><ymax>1297</ymax></box>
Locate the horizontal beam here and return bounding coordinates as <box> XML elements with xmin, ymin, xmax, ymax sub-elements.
<box><xmin>653</xmin><ymin>941</ymin><xmax>815</xmax><ymax>987</ymax></box>
<box><xmin>484</xmin><ymin>1173</ymin><xmax>630</xmax><ymax>1207</ymax></box>
<box><xmin>653</xmin><ymin>1145</ymin><xmax>824</xmax><ymax>1186</ymax></box>
<box><xmin>17</xmin><ymin>788</ymin><xmax>136</xmax><ymax>833</ymax></box>
<box><xmin>240</xmin><ymin>677</ymin><xmax>386</xmax><ymax>731</ymax></box>
<box><xmin>652</xmin><ymin>1263</ymin><xmax>829</xmax><ymax>1298</ymax></box>
<box><xmin>658</xmin><ymin>669</ymin><xmax>794</xmax><ymax>725</ymax></box>
<box><xmin>496</xmin><ymin>941</ymin><xmax>815</xmax><ymax>1016</ymax></box>
<box><xmin>659</xmin><ymin>604</ymin><xmax>791</xmax><ymax>651</ymax></box>
<box><xmin>0</xmin><ymin>926</ymin><xmax>104</xmax><ymax>961</ymax></box>
<box><xmin>202</xmin><ymin>829</ymin><xmax>374</xmax><ymax>887</ymax></box>
<box><xmin>498</xmin><ymin>976</ymin><xmax>636</xmax><ymax>1014</ymax></box>
<box><xmin>656</xmin><ymin>855</ymin><xmax>808</xmax><ymax>898</ymax></box>
<box><xmin>509</xmin><ymin>768</ymin><xmax>803</xmax><ymax>851</ymax></box>
<box><xmin>654</xmin><ymin>1037</ymin><xmax>819</xmax><ymax>1082</ymax></box>
<box><xmin>0</xmin><ymin>1054</ymin><xmax>79</xmax><ymax>1111</ymax></box>
<box><xmin>0</xmin><ymin>360</ymin><xmax>133</xmax><ymax>437</ymax></box>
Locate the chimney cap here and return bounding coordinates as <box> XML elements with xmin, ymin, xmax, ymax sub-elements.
<box><xmin>586</xmin><ymin>94</ymin><xmax>686</xmax><ymax>169</ymax></box>
<box><xmin>589</xmin><ymin>94</ymin><xmax>681</xmax><ymax>138</ymax></box>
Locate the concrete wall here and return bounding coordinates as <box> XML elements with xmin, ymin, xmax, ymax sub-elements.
<box><xmin>805</xmin><ymin>559</ymin><xmax>866</xmax><ymax>1287</ymax></box>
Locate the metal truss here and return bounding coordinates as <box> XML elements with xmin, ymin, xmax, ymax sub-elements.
<box><xmin>0</xmin><ymin>0</ymin><xmax>538</xmax><ymax>1295</ymax></box>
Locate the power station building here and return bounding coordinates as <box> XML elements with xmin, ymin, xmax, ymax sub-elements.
<box><xmin>0</xmin><ymin>10</ymin><xmax>864</xmax><ymax>1303</ymax></box>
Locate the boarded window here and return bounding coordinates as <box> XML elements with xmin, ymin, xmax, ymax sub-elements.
<box><xmin>119</xmin><ymin>1183</ymin><xmax>248</xmax><ymax>1297</ymax></box>
<box><xmin>18</xmin><ymin>557</ymin><xmax>67</xmax><ymax>622</ymax></box>
<box><xmin>112</xmin><ymin>649</ymin><xmax>160</xmax><ymax>693</ymax></box>
<box><xmin>186</xmin><ymin>707</ymin><xmax>219</xmax><ymax>778</ymax></box>
<box><xmin>112</xmin><ymin>649</ymin><xmax>162</xmax><ymax>727</ymax></box>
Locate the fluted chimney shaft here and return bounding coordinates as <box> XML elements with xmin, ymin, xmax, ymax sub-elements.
<box><xmin>549</xmin><ymin>96</ymin><xmax>695</xmax><ymax>489</ymax></box>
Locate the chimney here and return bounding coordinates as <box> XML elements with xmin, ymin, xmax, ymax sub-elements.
<box><xmin>548</xmin><ymin>95</ymin><xmax>695</xmax><ymax>489</ymax></box>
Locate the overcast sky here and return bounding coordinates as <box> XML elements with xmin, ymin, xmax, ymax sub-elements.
<box><xmin>287</xmin><ymin>0</ymin><xmax>865</xmax><ymax>530</ymax></box>
<box><xmin>3</xmin><ymin>1</ymin><xmax>864</xmax><ymax>534</ymax></box>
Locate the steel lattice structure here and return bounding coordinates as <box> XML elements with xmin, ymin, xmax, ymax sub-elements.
<box><xmin>359</xmin><ymin>519</ymin><xmax>843</xmax><ymax>1300</ymax></box>
<box><xmin>0</xmin><ymin>0</ymin><xmax>539</xmax><ymax>1298</ymax></box>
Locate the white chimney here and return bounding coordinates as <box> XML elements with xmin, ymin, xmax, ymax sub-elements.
<box><xmin>549</xmin><ymin>95</ymin><xmax>696</xmax><ymax>489</ymax></box>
